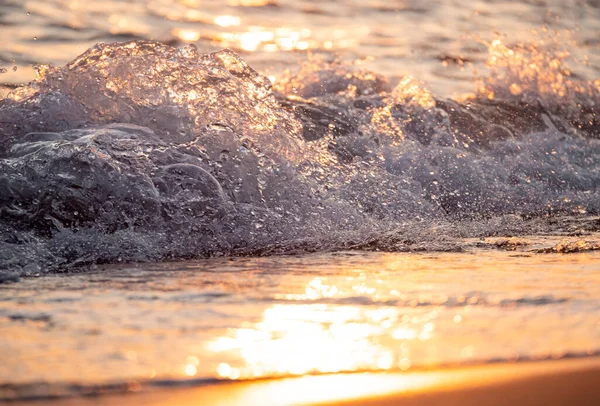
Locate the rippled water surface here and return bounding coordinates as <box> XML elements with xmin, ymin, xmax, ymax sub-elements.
<box><xmin>1</xmin><ymin>245</ymin><xmax>599</xmax><ymax>400</ymax></box>
<box><xmin>2</xmin><ymin>0</ymin><xmax>600</xmax><ymax>96</ymax></box>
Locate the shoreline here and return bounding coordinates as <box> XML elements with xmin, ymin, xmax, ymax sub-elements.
<box><xmin>10</xmin><ymin>356</ymin><xmax>600</xmax><ymax>406</ymax></box>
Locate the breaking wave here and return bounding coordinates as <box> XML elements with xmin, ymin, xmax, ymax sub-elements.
<box><xmin>1</xmin><ymin>40</ymin><xmax>599</xmax><ymax>275</ymax></box>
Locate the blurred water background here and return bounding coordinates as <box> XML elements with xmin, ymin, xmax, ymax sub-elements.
<box><xmin>1</xmin><ymin>0</ymin><xmax>600</xmax><ymax>97</ymax></box>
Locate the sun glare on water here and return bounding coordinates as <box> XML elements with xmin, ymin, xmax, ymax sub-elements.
<box><xmin>207</xmin><ymin>277</ymin><xmax>438</xmax><ymax>380</ymax></box>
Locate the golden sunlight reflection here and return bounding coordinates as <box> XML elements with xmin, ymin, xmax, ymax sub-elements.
<box><xmin>207</xmin><ymin>278</ymin><xmax>439</xmax><ymax>380</ymax></box>
<box><xmin>213</xmin><ymin>27</ymin><xmax>315</xmax><ymax>52</ymax></box>
<box><xmin>392</xmin><ymin>76</ymin><xmax>436</xmax><ymax>109</ymax></box>
<box><xmin>478</xmin><ymin>37</ymin><xmax>600</xmax><ymax>102</ymax></box>
<box><xmin>173</xmin><ymin>28</ymin><xmax>201</xmax><ymax>42</ymax></box>
<box><xmin>230</xmin><ymin>372</ymin><xmax>443</xmax><ymax>406</ymax></box>
<box><xmin>185</xmin><ymin>364</ymin><xmax>197</xmax><ymax>376</ymax></box>
<box><xmin>3</xmin><ymin>251</ymin><xmax>600</xmax><ymax>389</ymax></box>
<box><xmin>209</xmin><ymin>304</ymin><xmax>396</xmax><ymax>378</ymax></box>
<box><xmin>214</xmin><ymin>15</ymin><xmax>241</xmax><ymax>28</ymax></box>
<box><xmin>227</xmin><ymin>0</ymin><xmax>276</xmax><ymax>6</ymax></box>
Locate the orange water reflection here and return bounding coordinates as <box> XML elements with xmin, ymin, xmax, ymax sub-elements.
<box><xmin>2</xmin><ymin>0</ymin><xmax>598</xmax><ymax>99</ymax></box>
<box><xmin>207</xmin><ymin>276</ymin><xmax>439</xmax><ymax>379</ymax></box>
<box><xmin>2</xmin><ymin>249</ymin><xmax>600</xmax><ymax>390</ymax></box>
<box><xmin>211</xmin><ymin>27</ymin><xmax>339</xmax><ymax>52</ymax></box>
<box><xmin>479</xmin><ymin>37</ymin><xmax>600</xmax><ymax>102</ymax></box>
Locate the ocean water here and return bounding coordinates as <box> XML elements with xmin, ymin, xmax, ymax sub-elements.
<box><xmin>0</xmin><ymin>0</ymin><xmax>600</xmax><ymax>402</ymax></box>
<box><xmin>1</xmin><ymin>247</ymin><xmax>600</xmax><ymax>401</ymax></box>
<box><xmin>1</xmin><ymin>0</ymin><xmax>600</xmax><ymax>97</ymax></box>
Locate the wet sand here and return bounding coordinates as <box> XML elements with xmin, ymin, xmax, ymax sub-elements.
<box><xmin>17</xmin><ymin>356</ymin><xmax>600</xmax><ymax>406</ymax></box>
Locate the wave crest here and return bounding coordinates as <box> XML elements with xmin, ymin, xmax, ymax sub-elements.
<box><xmin>0</xmin><ymin>40</ymin><xmax>598</xmax><ymax>274</ymax></box>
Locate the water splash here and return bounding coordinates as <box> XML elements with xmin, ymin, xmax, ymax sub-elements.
<box><xmin>0</xmin><ymin>40</ymin><xmax>599</xmax><ymax>275</ymax></box>
<box><xmin>478</xmin><ymin>37</ymin><xmax>600</xmax><ymax>138</ymax></box>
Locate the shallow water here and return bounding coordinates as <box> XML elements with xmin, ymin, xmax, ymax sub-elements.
<box><xmin>1</xmin><ymin>245</ymin><xmax>599</xmax><ymax>400</ymax></box>
<box><xmin>1</xmin><ymin>0</ymin><xmax>600</xmax><ymax>402</ymax></box>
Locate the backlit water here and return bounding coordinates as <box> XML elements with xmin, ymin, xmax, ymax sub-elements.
<box><xmin>1</xmin><ymin>0</ymin><xmax>599</xmax><ymax>402</ymax></box>
<box><xmin>1</xmin><ymin>244</ymin><xmax>600</xmax><ymax>400</ymax></box>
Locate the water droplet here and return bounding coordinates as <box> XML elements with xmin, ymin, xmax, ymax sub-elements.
<box><xmin>239</xmin><ymin>137</ymin><xmax>252</xmax><ymax>154</ymax></box>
